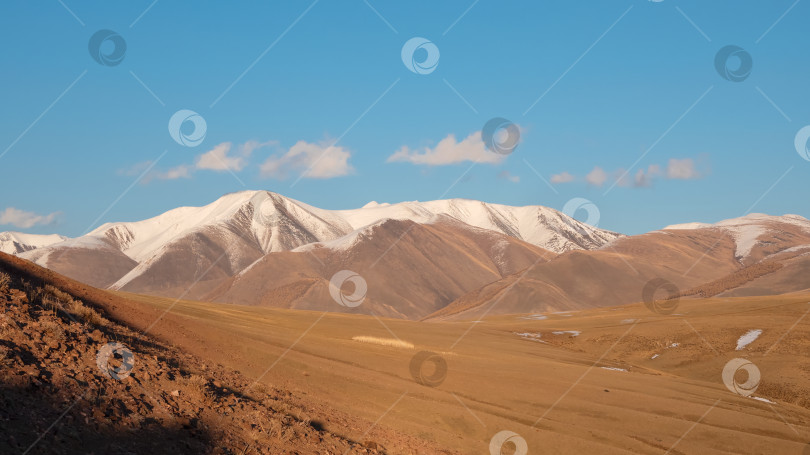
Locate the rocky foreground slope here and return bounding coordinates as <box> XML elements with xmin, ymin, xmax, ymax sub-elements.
<box><xmin>0</xmin><ymin>252</ymin><xmax>454</xmax><ymax>454</ymax></box>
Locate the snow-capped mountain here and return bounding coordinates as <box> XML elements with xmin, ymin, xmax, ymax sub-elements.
<box><xmin>430</xmin><ymin>213</ymin><xmax>810</xmax><ymax>320</ymax></box>
<box><xmin>12</xmin><ymin>190</ymin><xmax>620</xmax><ymax>296</ymax></box>
<box><xmin>20</xmin><ymin>190</ymin><xmax>620</xmax><ymax>262</ymax></box>
<box><xmin>664</xmin><ymin>213</ymin><xmax>810</xmax><ymax>262</ymax></box>
<box><xmin>6</xmin><ymin>192</ymin><xmax>809</xmax><ymax>319</ymax></box>
<box><xmin>335</xmin><ymin>198</ymin><xmax>617</xmax><ymax>252</ymax></box>
<box><xmin>0</xmin><ymin>232</ymin><xmax>69</xmax><ymax>255</ymax></box>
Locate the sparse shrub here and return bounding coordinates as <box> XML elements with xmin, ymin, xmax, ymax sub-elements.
<box><xmin>41</xmin><ymin>319</ymin><xmax>66</xmax><ymax>341</ymax></box>
<box><xmin>756</xmin><ymin>381</ymin><xmax>810</xmax><ymax>408</ymax></box>
<box><xmin>678</xmin><ymin>261</ymin><xmax>783</xmax><ymax>298</ymax></box>
<box><xmin>0</xmin><ymin>272</ymin><xmax>10</xmax><ymax>292</ymax></box>
<box><xmin>253</xmin><ymin>382</ymin><xmax>268</xmax><ymax>395</ymax></box>
<box><xmin>67</xmin><ymin>299</ymin><xmax>105</xmax><ymax>326</ymax></box>
<box><xmin>23</xmin><ymin>281</ymin><xmax>44</xmax><ymax>305</ymax></box>
<box><xmin>186</xmin><ymin>374</ymin><xmax>208</xmax><ymax>393</ymax></box>
<box><xmin>44</xmin><ymin>285</ymin><xmax>73</xmax><ymax>303</ymax></box>
<box><xmin>42</xmin><ymin>295</ymin><xmax>64</xmax><ymax>313</ymax></box>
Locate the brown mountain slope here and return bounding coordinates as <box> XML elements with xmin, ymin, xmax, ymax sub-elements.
<box><xmin>720</xmin><ymin>248</ymin><xmax>810</xmax><ymax>297</ymax></box>
<box><xmin>427</xmin><ymin>221</ymin><xmax>810</xmax><ymax>320</ymax></box>
<box><xmin>17</xmin><ymin>192</ymin><xmax>619</xmax><ymax>306</ymax></box>
<box><xmin>22</xmin><ymin>244</ymin><xmax>137</xmax><ymax>289</ymax></box>
<box><xmin>113</xmin><ymin>225</ymin><xmax>266</xmax><ymax>299</ymax></box>
<box><xmin>0</xmin><ymin>251</ymin><xmax>461</xmax><ymax>454</ymax></box>
<box><xmin>0</xmin><ymin>254</ymin><xmax>359</xmax><ymax>454</ymax></box>
<box><xmin>206</xmin><ymin>216</ymin><xmax>555</xmax><ymax>319</ymax></box>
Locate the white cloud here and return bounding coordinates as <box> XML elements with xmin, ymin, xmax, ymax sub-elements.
<box><xmin>557</xmin><ymin>159</ymin><xmax>702</xmax><ymax>189</ymax></box>
<box><xmin>142</xmin><ymin>141</ymin><xmax>277</xmax><ymax>183</ymax></box>
<box><xmin>498</xmin><ymin>170</ymin><xmax>520</xmax><ymax>183</ymax></box>
<box><xmin>618</xmin><ymin>164</ymin><xmax>662</xmax><ymax>188</ymax></box>
<box><xmin>586</xmin><ymin>166</ymin><xmax>608</xmax><ymax>186</ymax></box>
<box><xmin>667</xmin><ymin>158</ymin><xmax>701</xmax><ymax>179</ymax></box>
<box><xmin>260</xmin><ymin>140</ymin><xmax>353</xmax><ymax>179</ymax></box>
<box><xmin>146</xmin><ymin>165</ymin><xmax>192</xmax><ymax>182</ymax></box>
<box><xmin>196</xmin><ymin>140</ymin><xmax>275</xmax><ymax>172</ymax></box>
<box><xmin>196</xmin><ymin>142</ymin><xmax>244</xmax><ymax>171</ymax></box>
<box><xmin>0</xmin><ymin>207</ymin><xmax>59</xmax><ymax>228</ymax></box>
<box><xmin>387</xmin><ymin>131</ymin><xmax>504</xmax><ymax>166</ymax></box>
<box><xmin>550</xmin><ymin>171</ymin><xmax>575</xmax><ymax>184</ymax></box>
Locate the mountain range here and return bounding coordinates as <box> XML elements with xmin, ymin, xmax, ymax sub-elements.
<box><xmin>3</xmin><ymin>191</ymin><xmax>808</xmax><ymax>319</ymax></box>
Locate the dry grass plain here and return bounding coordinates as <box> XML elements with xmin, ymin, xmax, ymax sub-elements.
<box><xmin>116</xmin><ymin>290</ymin><xmax>810</xmax><ymax>454</ymax></box>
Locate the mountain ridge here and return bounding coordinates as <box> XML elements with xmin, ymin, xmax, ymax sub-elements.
<box><xmin>3</xmin><ymin>192</ymin><xmax>808</xmax><ymax>320</ymax></box>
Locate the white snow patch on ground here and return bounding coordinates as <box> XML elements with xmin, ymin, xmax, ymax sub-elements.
<box><xmin>667</xmin><ymin>343</ymin><xmax>679</xmax><ymax>349</ymax></box>
<box><xmin>519</xmin><ymin>314</ymin><xmax>547</xmax><ymax>320</ymax></box>
<box><xmin>665</xmin><ymin>214</ymin><xmax>810</xmax><ymax>261</ymax></box>
<box><xmin>621</xmin><ymin>319</ymin><xmax>638</xmax><ymax>324</ymax></box>
<box><xmin>514</xmin><ymin>332</ymin><xmax>546</xmax><ymax>343</ymax></box>
<box><xmin>736</xmin><ymin>329</ymin><xmax>763</xmax><ymax>350</ymax></box>
<box><xmin>651</xmin><ymin>354</ymin><xmax>659</xmax><ymax>359</ymax></box>
<box><xmin>775</xmin><ymin>244</ymin><xmax>810</xmax><ymax>255</ymax></box>
<box><xmin>751</xmin><ymin>396</ymin><xmax>774</xmax><ymax>404</ymax></box>
<box><xmin>724</xmin><ymin>225</ymin><xmax>768</xmax><ymax>259</ymax></box>
<box><xmin>600</xmin><ymin>367</ymin><xmax>628</xmax><ymax>372</ymax></box>
<box><xmin>551</xmin><ymin>330</ymin><xmax>581</xmax><ymax>337</ymax></box>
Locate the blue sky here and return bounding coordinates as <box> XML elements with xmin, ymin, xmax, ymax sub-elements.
<box><xmin>1</xmin><ymin>0</ymin><xmax>808</xmax><ymax>236</ymax></box>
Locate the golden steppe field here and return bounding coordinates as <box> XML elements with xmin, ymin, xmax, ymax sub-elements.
<box><xmin>115</xmin><ymin>290</ymin><xmax>810</xmax><ymax>454</ymax></box>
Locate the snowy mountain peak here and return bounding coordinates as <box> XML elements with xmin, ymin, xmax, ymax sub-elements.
<box><xmin>664</xmin><ymin>213</ymin><xmax>810</xmax><ymax>260</ymax></box>
<box><xmin>0</xmin><ymin>232</ymin><xmax>69</xmax><ymax>255</ymax></box>
<box><xmin>18</xmin><ymin>191</ymin><xmax>622</xmax><ymax>289</ymax></box>
<box><xmin>664</xmin><ymin>213</ymin><xmax>810</xmax><ymax>231</ymax></box>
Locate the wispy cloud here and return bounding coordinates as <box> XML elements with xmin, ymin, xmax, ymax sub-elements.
<box><xmin>141</xmin><ymin>141</ymin><xmax>275</xmax><ymax>182</ymax></box>
<box><xmin>498</xmin><ymin>170</ymin><xmax>520</xmax><ymax>183</ymax></box>
<box><xmin>0</xmin><ymin>207</ymin><xmax>60</xmax><ymax>228</ymax></box>
<box><xmin>146</xmin><ymin>164</ymin><xmax>193</xmax><ymax>182</ymax></box>
<box><xmin>586</xmin><ymin>166</ymin><xmax>608</xmax><ymax>186</ymax></box>
<box><xmin>666</xmin><ymin>158</ymin><xmax>701</xmax><ymax>179</ymax></box>
<box><xmin>260</xmin><ymin>140</ymin><xmax>354</xmax><ymax>179</ymax></box>
<box><xmin>550</xmin><ymin>171</ymin><xmax>575</xmax><ymax>184</ymax></box>
<box><xmin>387</xmin><ymin>131</ymin><xmax>505</xmax><ymax>166</ymax></box>
<box><xmin>554</xmin><ymin>158</ymin><xmax>705</xmax><ymax>188</ymax></box>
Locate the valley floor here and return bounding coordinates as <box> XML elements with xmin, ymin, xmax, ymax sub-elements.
<box><xmin>119</xmin><ymin>290</ymin><xmax>810</xmax><ymax>454</ymax></box>
<box><xmin>2</xmin><ymin>250</ymin><xmax>809</xmax><ymax>454</ymax></box>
